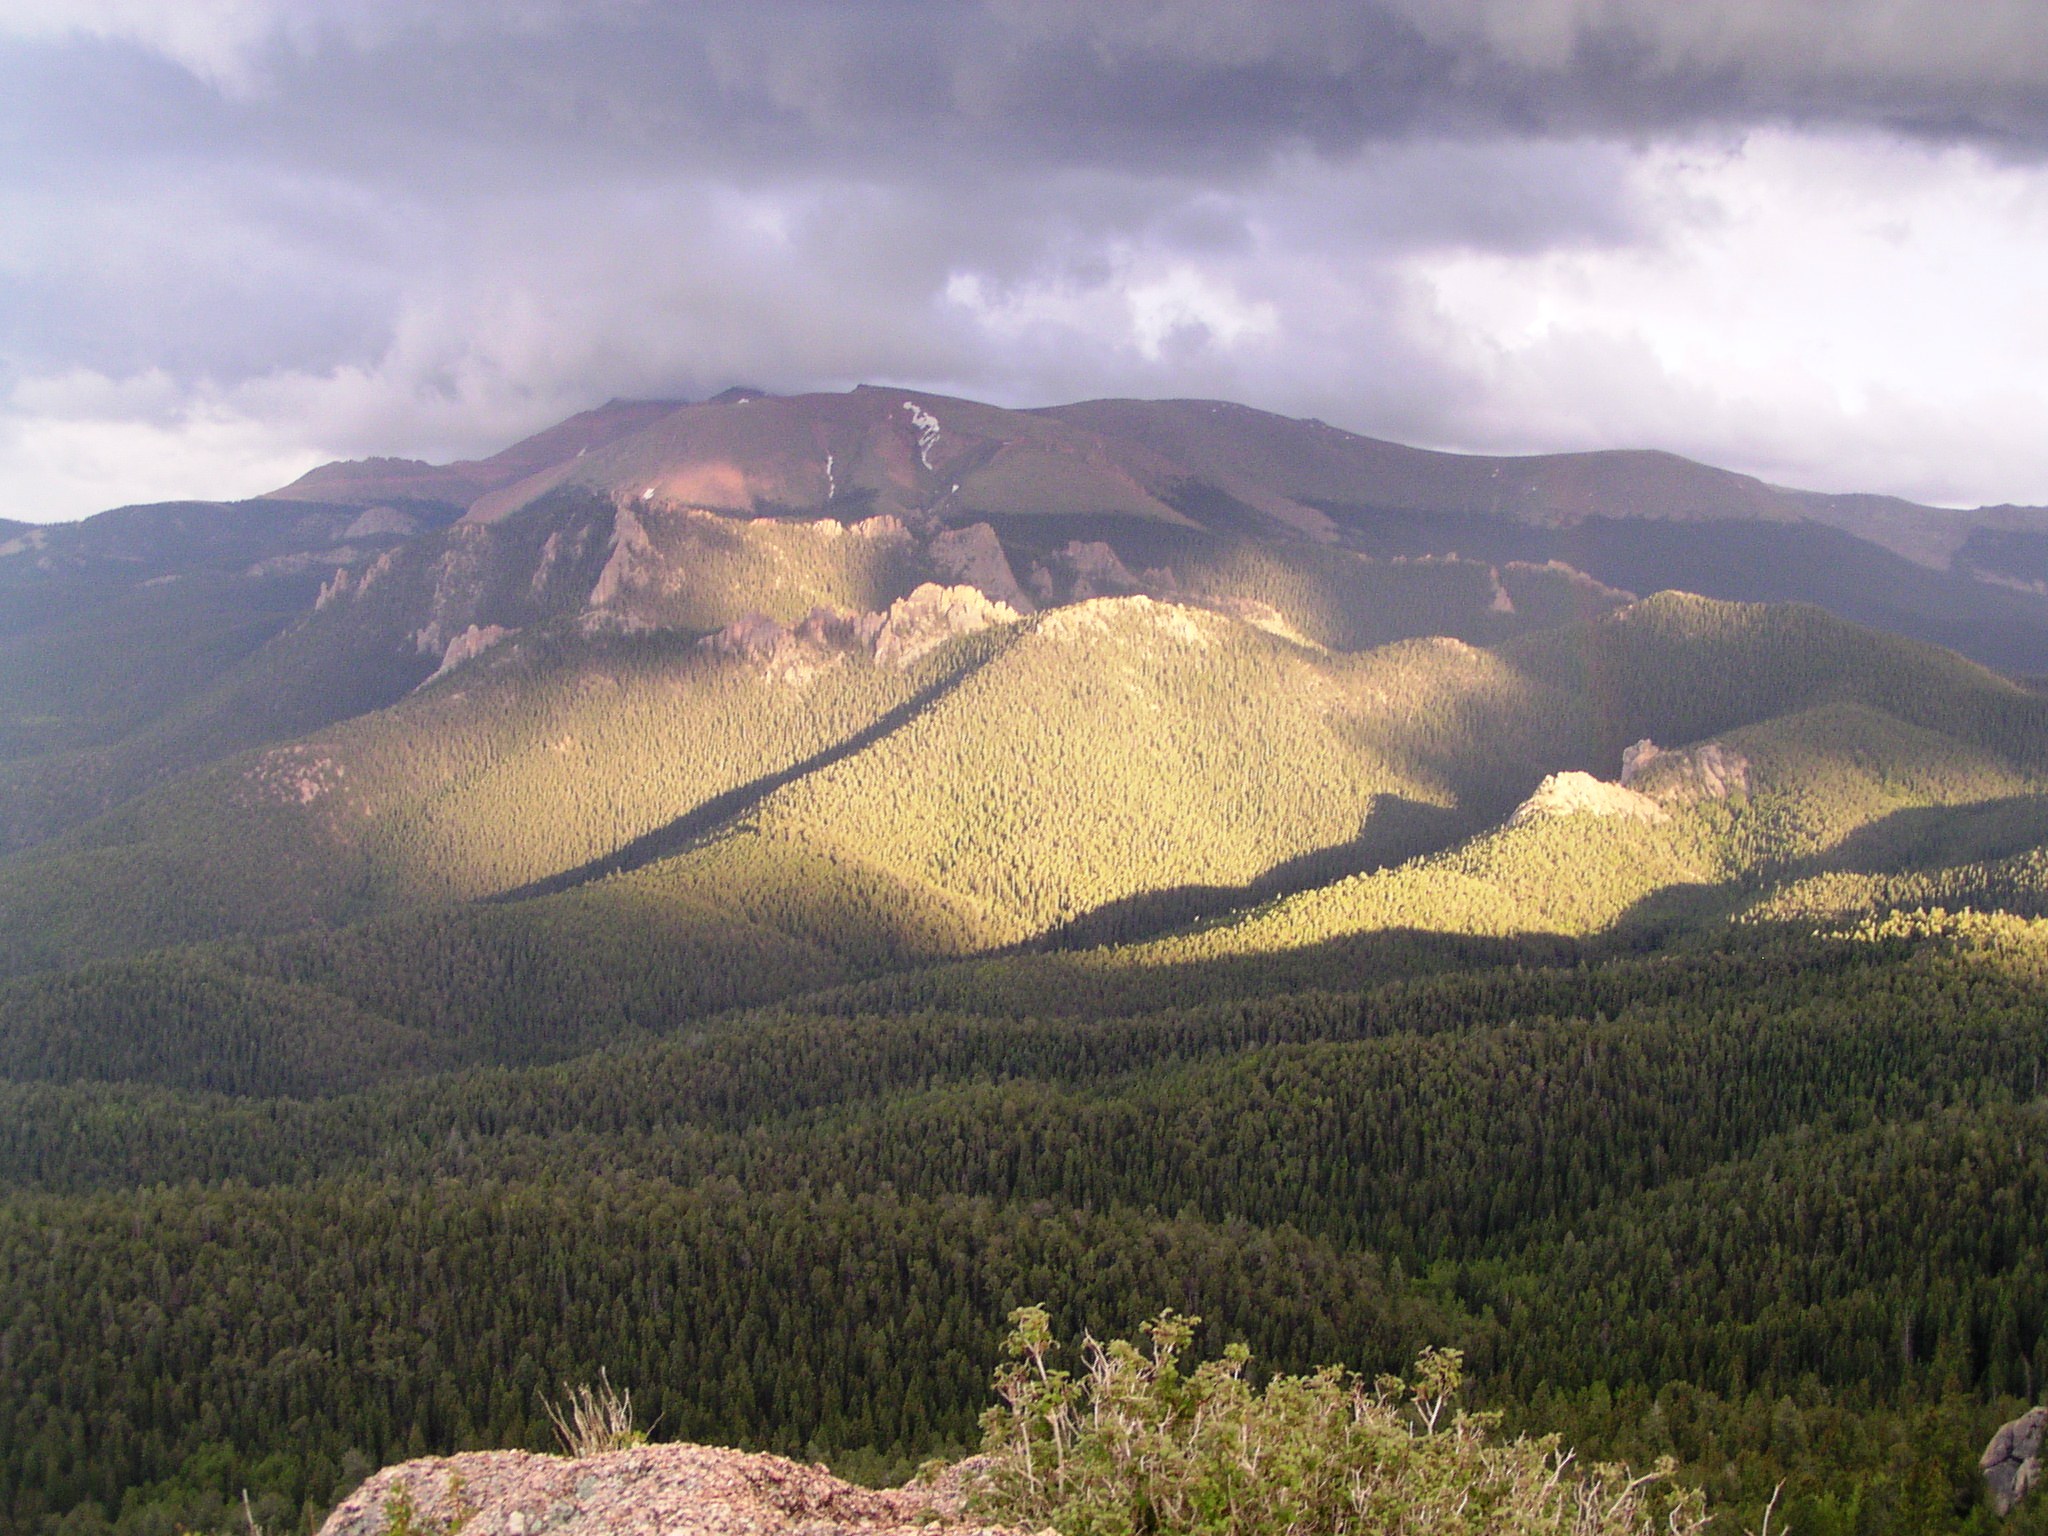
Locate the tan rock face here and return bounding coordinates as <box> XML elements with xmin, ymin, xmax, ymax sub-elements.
<box><xmin>318</xmin><ymin>1445</ymin><xmax>1033</xmax><ymax>1536</ymax></box>
<box><xmin>697</xmin><ymin>583</ymin><xmax>1018</xmax><ymax>682</ymax></box>
<box><xmin>431</xmin><ymin>624</ymin><xmax>515</xmax><ymax>681</ymax></box>
<box><xmin>1508</xmin><ymin>770</ymin><xmax>1667</xmax><ymax>828</ymax></box>
<box><xmin>871</xmin><ymin>583</ymin><xmax>1019</xmax><ymax>669</ymax></box>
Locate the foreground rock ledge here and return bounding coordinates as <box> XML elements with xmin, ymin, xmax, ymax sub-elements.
<box><xmin>318</xmin><ymin>1444</ymin><xmax>1037</xmax><ymax>1536</ymax></box>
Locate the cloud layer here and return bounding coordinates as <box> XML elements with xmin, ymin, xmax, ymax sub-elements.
<box><xmin>6</xmin><ymin>1</ymin><xmax>2048</xmax><ymax>518</ymax></box>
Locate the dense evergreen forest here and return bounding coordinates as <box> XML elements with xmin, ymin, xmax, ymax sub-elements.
<box><xmin>6</xmin><ymin>918</ymin><xmax>2048</xmax><ymax>1536</ymax></box>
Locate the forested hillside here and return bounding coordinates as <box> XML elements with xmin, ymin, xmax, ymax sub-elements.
<box><xmin>5</xmin><ymin>587</ymin><xmax>2041</xmax><ymax>981</ymax></box>
<box><xmin>7</xmin><ymin>922</ymin><xmax>2048</xmax><ymax>1536</ymax></box>
<box><xmin>4</xmin><ymin>595</ymin><xmax>2048</xmax><ymax>1536</ymax></box>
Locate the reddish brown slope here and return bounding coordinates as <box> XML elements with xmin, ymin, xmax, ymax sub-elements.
<box><xmin>265</xmin><ymin>398</ymin><xmax>683</xmax><ymax>510</ymax></box>
<box><xmin>267</xmin><ymin>386</ymin><xmax>2048</xmax><ymax>568</ymax></box>
<box><xmin>465</xmin><ymin>385</ymin><xmax>1196</xmax><ymax>528</ymax></box>
<box><xmin>1044</xmin><ymin>397</ymin><xmax>1800</xmax><ymax>526</ymax></box>
<box><xmin>1043</xmin><ymin>396</ymin><xmax>2048</xmax><ymax>564</ymax></box>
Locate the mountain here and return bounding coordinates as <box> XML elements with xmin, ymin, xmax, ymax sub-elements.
<box><xmin>263</xmin><ymin>397</ymin><xmax>684</xmax><ymax>514</ymax></box>
<box><xmin>270</xmin><ymin>385</ymin><xmax>2048</xmax><ymax>673</ymax></box>
<box><xmin>269</xmin><ymin>385</ymin><xmax>2048</xmax><ymax>569</ymax></box>
<box><xmin>8</xmin><ymin>386</ymin><xmax>2048</xmax><ymax>1536</ymax></box>
<box><xmin>1044</xmin><ymin>396</ymin><xmax>2017</xmax><ymax>558</ymax></box>
<box><xmin>5</xmin><ymin>382</ymin><xmax>2042</xmax><ymax>863</ymax></box>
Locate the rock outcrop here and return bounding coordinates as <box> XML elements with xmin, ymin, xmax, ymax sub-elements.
<box><xmin>871</xmin><ymin>583</ymin><xmax>1018</xmax><ymax>668</ymax></box>
<box><xmin>430</xmin><ymin>623</ymin><xmax>515</xmax><ymax>681</ymax></box>
<box><xmin>1508</xmin><ymin>771</ymin><xmax>1667</xmax><ymax>828</ymax></box>
<box><xmin>1507</xmin><ymin>737</ymin><xmax>1751</xmax><ymax>831</ymax></box>
<box><xmin>343</xmin><ymin>506</ymin><xmax>426</xmax><ymax>540</ymax></box>
<box><xmin>1620</xmin><ymin>739</ymin><xmax>1750</xmax><ymax>806</ymax></box>
<box><xmin>927</xmin><ymin>523</ymin><xmax>1033</xmax><ymax>612</ymax></box>
<box><xmin>317</xmin><ymin>1445</ymin><xmax>1032</xmax><ymax>1536</ymax></box>
<box><xmin>699</xmin><ymin>583</ymin><xmax>1020</xmax><ymax>681</ymax></box>
<box><xmin>701</xmin><ymin>607</ymin><xmax>881</xmax><ymax>664</ymax></box>
<box><xmin>1983</xmin><ymin>1407</ymin><xmax>2048</xmax><ymax>1515</ymax></box>
<box><xmin>586</xmin><ymin>503</ymin><xmax>659</xmax><ymax>612</ymax></box>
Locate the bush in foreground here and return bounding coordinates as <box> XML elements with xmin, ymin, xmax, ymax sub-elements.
<box><xmin>975</xmin><ymin>1307</ymin><xmax>1709</xmax><ymax>1536</ymax></box>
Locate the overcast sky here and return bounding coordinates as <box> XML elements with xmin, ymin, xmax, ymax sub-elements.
<box><xmin>6</xmin><ymin>0</ymin><xmax>2048</xmax><ymax>520</ymax></box>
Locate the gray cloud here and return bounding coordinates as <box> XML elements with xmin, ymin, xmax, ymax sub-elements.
<box><xmin>5</xmin><ymin>2</ymin><xmax>2048</xmax><ymax>518</ymax></box>
<box><xmin>24</xmin><ymin>3</ymin><xmax>2048</xmax><ymax>179</ymax></box>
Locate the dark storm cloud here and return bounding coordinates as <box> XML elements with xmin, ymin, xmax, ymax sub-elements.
<box><xmin>6</xmin><ymin>1</ymin><xmax>2048</xmax><ymax>517</ymax></box>
<box><xmin>21</xmin><ymin>2</ymin><xmax>2048</xmax><ymax>181</ymax></box>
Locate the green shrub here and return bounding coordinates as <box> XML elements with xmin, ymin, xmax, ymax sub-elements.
<box><xmin>976</xmin><ymin>1306</ymin><xmax>1706</xmax><ymax>1536</ymax></box>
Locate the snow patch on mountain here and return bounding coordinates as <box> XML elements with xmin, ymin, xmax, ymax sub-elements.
<box><xmin>903</xmin><ymin>401</ymin><xmax>941</xmax><ymax>470</ymax></box>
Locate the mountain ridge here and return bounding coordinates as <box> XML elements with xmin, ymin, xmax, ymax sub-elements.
<box><xmin>264</xmin><ymin>398</ymin><xmax>684</xmax><ymax>513</ymax></box>
<box><xmin>220</xmin><ymin>384</ymin><xmax>2048</xmax><ymax>681</ymax></box>
<box><xmin>245</xmin><ymin>385</ymin><xmax>2048</xmax><ymax>570</ymax></box>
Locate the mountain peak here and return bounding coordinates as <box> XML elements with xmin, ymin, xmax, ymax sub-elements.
<box><xmin>264</xmin><ymin>398</ymin><xmax>683</xmax><ymax>511</ymax></box>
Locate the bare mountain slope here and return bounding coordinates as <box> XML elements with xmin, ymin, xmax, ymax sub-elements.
<box><xmin>1043</xmin><ymin>395</ymin><xmax>2047</xmax><ymax>566</ymax></box>
<box><xmin>273</xmin><ymin>385</ymin><xmax>2048</xmax><ymax>564</ymax></box>
<box><xmin>267</xmin><ymin>397</ymin><xmax>683</xmax><ymax>511</ymax></box>
<box><xmin>460</xmin><ymin>386</ymin><xmax>1197</xmax><ymax>529</ymax></box>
